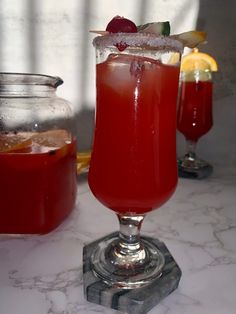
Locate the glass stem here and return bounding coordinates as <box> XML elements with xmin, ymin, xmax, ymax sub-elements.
<box><xmin>118</xmin><ymin>214</ymin><xmax>144</xmax><ymax>253</ymax></box>
<box><xmin>185</xmin><ymin>139</ymin><xmax>197</xmax><ymax>160</ymax></box>
<box><xmin>107</xmin><ymin>214</ymin><xmax>147</xmax><ymax>270</ymax></box>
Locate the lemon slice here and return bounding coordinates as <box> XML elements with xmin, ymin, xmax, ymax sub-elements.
<box><xmin>171</xmin><ymin>31</ymin><xmax>207</xmax><ymax>48</ymax></box>
<box><xmin>181</xmin><ymin>48</ymin><xmax>218</xmax><ymax>72</ymax></box>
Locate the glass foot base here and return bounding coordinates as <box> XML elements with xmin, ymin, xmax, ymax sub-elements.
<box><xmin>83</xmin><ymin>232</ymin><xmax>182</xmax><ymax>313</ymax></box>
<box><xmin>90</xmin><ymin>233</ymin><xmax>165</xmax><ymax>289</ymax></box>
<box><xmin>178</xmin><ymin>158</ymin><xmax>213</xmax><ymax>179</ymax></box>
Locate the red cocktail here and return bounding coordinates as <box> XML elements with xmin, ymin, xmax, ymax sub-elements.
<box><xmin>177</xmin><ymin>80</ymin><xmax>213</xmax><ymax>142</ymax></box>
<box><xmin>88</xmin><ymin>33</ymin><xmax>183</xmax><ymax>288</ymax></box>
<box><xmin>89</xmin><ymin>54</ymin><xmax>179</xmax><ymax>214</ymax></box>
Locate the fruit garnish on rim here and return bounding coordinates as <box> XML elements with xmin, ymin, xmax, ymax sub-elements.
<box><xmin>106</xmin><ymin>16</ymin><xmax>137</xmax><ymax>33</ymax></box>
<box><xmin>91</xmin><ymin>16</ymin><xmax>138</xmax><ymax>51</ymax></box>
<box><xmin>180</xmin><ymin>48</ymin><xmax>218</xmax><ymax>72</ymax></box>
<box><xmin>90</xmin><ymin>16</ymin><xmax>137</xmax><ymax>35</ymax></box>
<box><xmin>90</xmin><ymin>16</ymin><xmax>207</xmax><ymax>50</ymax></box>
<box><xmin>170</xmin><ymin>31</ymin><xmax>207</xmax><ymax>49</ymax></box>
<box><xmin>137</xmin><ymin>21</ymin><xmax>170</xmax><ymax>36</ymax></box>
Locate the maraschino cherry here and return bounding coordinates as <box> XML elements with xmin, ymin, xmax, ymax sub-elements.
<box><xmin>106</xmin><ymin>16</ymin><xmax>137</xmax><ymax>33</ymax></box>
<box><xmin>106</xmin><ymin>16</ymin><xmax>137</xmax><ymax>51</ymax></box>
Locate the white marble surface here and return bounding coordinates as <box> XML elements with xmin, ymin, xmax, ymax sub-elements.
<box><xmin>0</xmin><ymin>164</ymin><xmax>236</xmax><ymax>314</ymax></box>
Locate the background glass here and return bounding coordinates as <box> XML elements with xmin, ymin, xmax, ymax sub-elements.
<box><xmin>177</xmin><ymin>69</ymin><xmax>213</xmax><ymax>178</ymax></box>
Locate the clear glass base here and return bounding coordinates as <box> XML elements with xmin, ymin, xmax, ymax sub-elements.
<box><xmin>91</xmin><ymin>234</ymin><xmax>165</xmax><ymax>289</ymax></box>
<box><xmin>178</xmin><ymin>156</ymin><xmax>213</xmax><ymax>179</ymax></box>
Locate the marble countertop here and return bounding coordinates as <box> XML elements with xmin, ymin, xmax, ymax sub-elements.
<box><xmin>0</xmin><ymin>164</ymin><xmax>236</xmax><ymax>314</ymax></box>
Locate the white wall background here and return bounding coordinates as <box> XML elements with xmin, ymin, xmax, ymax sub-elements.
<box><xmin>0</xmin><ymin>0</ymin><xmax>235</xmax><ymax>168</ymax></box>
<box><xmin>0</xmin><ymin>0</ymin><xmax>199</xmax><ymax>150</ymax></box>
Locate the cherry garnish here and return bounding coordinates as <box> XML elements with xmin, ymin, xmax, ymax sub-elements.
<box><xmin>106</xmin><ymin>16</ymin><xmax>137</xmax><ymax>51</ymax></box>
<box><xmin>106</xmin><ymin>16</ymin><xmax>137</xmax><ymax>33</ymax></box>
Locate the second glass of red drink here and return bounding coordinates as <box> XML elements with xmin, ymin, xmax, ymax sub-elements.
<box><xmin>177</xmin><ymin>69</ymin><xmax>214</xmax><ymax>178</ymax></box>
<box><xmin>177</xmin><ymin>48</ymin><xmax>218</xmax><ymax>179</ymax></box>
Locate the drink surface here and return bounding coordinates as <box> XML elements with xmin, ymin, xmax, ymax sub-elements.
<box><xmin>89</xmin><ymin>54</ymin><xmax>179</xmax><ymax>214</ymax></box>
<box><xmin>177</xmin><ymin>80</ymin><xmax>213</xmax><ymax>142</ymax></box>
<box><xmin>0</xmin><ymin>130</ymin><xmax>77</xmax><ymax>234</ymax></box>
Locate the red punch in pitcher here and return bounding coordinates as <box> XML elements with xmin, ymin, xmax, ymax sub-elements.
<box><xmin>0</xmin><ymin>73</ymin><xmax>77</xmax><ymax>234</ymax></box>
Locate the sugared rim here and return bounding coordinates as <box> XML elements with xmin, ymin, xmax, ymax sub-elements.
<box><xmin>93</xmin><ymin>33</ymin><xmax>184</xmax><ymax>53</ymax></box>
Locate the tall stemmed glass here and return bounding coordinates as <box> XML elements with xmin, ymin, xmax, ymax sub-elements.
<box><xmin>177</xmin><ymin>69</ymin><xmax>213</xmax><ymax>178</ymax></box>
<box><xmin>88</xmin><ymin>33</ymin><xmax>183</xmax><ymax>288</ymax></box>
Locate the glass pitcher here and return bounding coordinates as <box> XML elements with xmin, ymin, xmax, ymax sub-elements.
<box><xmin>0</xmin><ymin>72</ymin><xmax>77</xmax><ymax>234</ymax></box>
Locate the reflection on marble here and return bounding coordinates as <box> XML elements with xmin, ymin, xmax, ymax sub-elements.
<box><xmin>0</xmin><ymin>166</ymin><xmax>236</xmax><ymax>314</ymax></box>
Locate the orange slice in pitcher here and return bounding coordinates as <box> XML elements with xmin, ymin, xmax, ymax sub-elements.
<box><xmin>0</xmin><ymin>129</ymin><xmax>72</xmax><ymax>154</ymax></box>
<box><xmin>30</xmin><ymin>129</ymin><xmax>73</xmax><ymax>158</ymax></box>
<box><xmin>0</xmin><ymin>132</ymin><xmax>35</xmax><ymax>153</ymax></box>
<box><xmin>31</xmin><ymin>129</ymin><xmax>72</xmax><ymax>148</ymax></box>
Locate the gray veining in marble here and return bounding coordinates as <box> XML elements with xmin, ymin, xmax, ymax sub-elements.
<box><xmin>0</xmin><ymin>166</ymin><xmax>236</xmax><ymax>314</ymax></box>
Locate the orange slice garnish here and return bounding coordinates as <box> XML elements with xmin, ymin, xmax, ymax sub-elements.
<box><xmin>181</xmin><ymin>48</ymin><xmax>218</xmax><ymax>72</ymax></box>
